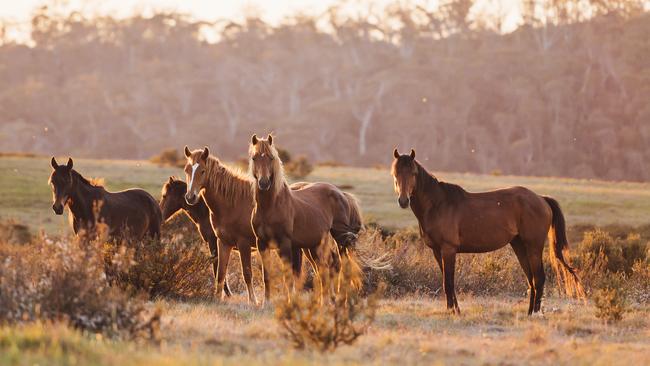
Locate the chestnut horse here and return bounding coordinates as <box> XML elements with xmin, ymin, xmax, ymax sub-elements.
<box><xmin>391</xmin><ymin>149</ymin><xmax>584</xmax><ymax>314</ymax></box>
<box><xmin>249</xmin><ymin>134</ymin><xmax>366</xmax><ymax>301</ymax></box>
<box><xmin>159</xmin><ymin>177</ymin><xmax>232</xmax><ymax>297</ymax></box>
<box><xmin>183</xmin><ymin>146</ymin><xmax>305</xmax><ymax>304</ymax></box>
<box><xmin>49</xmin><ymin>157</ymin><xmax>161</xmax><ymax>239</ymax></box>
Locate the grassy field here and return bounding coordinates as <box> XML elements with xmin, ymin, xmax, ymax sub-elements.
<box><xmin>2</xmin><ymin>156</ymin><xmax>650</xmax><ymax>234</ymax></box>
<box><xmin>2</xmin><ymin>296</ymin><xmax>649</xmax><ymax>365</ymax></box>
<box><xmin>1</xmin><ymin>155</ymin><xmax>649</xmax><ymax>365</ymax></box>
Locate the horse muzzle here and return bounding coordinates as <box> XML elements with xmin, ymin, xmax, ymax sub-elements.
<box><xmin>257</xmin><ymin>177</ymin><xmax>271</xmax><ymax>191</ymax></box>
<box><xmin>52</xmin><ymin>203</ymin><xmax>64</xmax><ymax>215</ymax></box>
<box><xmin>185</xmin><ymin>192</ymin><xmax>199</xmax><ymax>205</ymax></box>
<box><xmin>398</xmin><ymin>197</ymin><xmax>410</xmax><ymax>209</ymax></box>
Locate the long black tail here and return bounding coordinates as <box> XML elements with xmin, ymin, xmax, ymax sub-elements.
<box><xmin>544</xmin><ymin>196</ymin><xmax>585</xmax><ymax>299</ymax></box>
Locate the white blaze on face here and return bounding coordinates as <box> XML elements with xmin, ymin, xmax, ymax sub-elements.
<box><xmin>188</xmin><ymin>163</ymin><xmax>199</xmax><ymax>193</ymax></box>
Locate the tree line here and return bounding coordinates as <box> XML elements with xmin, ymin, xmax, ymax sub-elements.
<box><xmin>0</xmin><ymin>0</ymin><xmax>648</xmax><ymax>181</ymax></box>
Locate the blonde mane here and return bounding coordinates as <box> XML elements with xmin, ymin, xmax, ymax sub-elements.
<box><xmin>249</xmin><ymin>139</ymin><xmax>287</xmax><ymax>196</ymax></box>
<box><xmin>204</xmin><ymin>155</ymin><xmax>253</xmax><ymax>204</ymax></box>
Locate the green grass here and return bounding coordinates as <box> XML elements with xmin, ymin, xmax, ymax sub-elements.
<box><xmin>2</xmin><ymin>156</ymin><xmax>650</xmax><ymax>234</ymax></box>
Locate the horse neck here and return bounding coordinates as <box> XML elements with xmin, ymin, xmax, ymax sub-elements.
<box><xmin>203</xmin><ymin>159</ymin><xmax>252</xmax><ymax>213</ymax></box>
<box><xmin>411</xmin><ymin>163</ymin><xmax>443</xmax><ymax>217</ymax></box>
<box><xmin>68</xmin><ymin>172</ymin><xmax>102</xmax><ymax>222</ymax></box>
<box><xmin>183</xmin><ymin>198</ymin><xmax>211</xmax><ymax>226</ymax></box>
<box><xmin>254</xmin><ymin>180</ymin><xmax>289</xmax><ymax>210</ymax></box>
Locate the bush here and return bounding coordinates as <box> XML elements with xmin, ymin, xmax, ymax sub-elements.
<box><xmin>593</xmin><ymin>273</ymin><xmax>627</xmax><ymax>324</ymax></box>
<box><xmin>276</xmin><ymin>148</ymin><xmax>292</xmax><ymax>164</ymax></box>
<box><xmin>285</xmin><ymin>156</ymin><xmax>314</xmax><ymax>179</ymax></box>
<box><xmin>0</xmin><ymin>234</ymin><xmax>157</xmax><ymax>339</ymax></box>
<box><xmin>275</xmin><ymin>257</ymin><xmax>382</xmax><ymax>352</ymax></box>
<box><xmin>0</xmin><ymin>219</ymin><xmax>31</xmax><ymax>245</ymax></box>
<box><xmin>106</xmin><ymin>215</ymin><xmax>214</xmax><ymax>299</ymax></box>
<box><xmin>150</xmin><ymin>148</ymin><xmax>185</xmax><ymax>168</ymax></box>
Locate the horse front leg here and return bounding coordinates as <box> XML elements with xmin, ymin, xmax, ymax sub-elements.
<box><xmin>215</xmin><ymin>239</ymin><xmax>233</xmax><ymax>301</ymax></box>
<box><xmin>278</xmin><ymin>237</ymin><xmax>295</xmax><ymax>298</ymax></box>
<box><xmin>441</xmin><ymin>248</ymin><xmax>460</xmax><ymax>314</ymax></box>
<box><xmin>257</xmin><ymin>238</ymin><xmax>272</xmax><ymax>304</ymax></box>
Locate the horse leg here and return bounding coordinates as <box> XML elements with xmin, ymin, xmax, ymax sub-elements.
<box><xmin>278</xmin><ymin>237</ymin><xmax>295</xmax><ymax>296</ymax></box>
<box><xmin>257</xmin><ymin>239</ymin><xmax>272</xmax><ymax>303</ymax></box>
<box><xmin>441</xmin><ymin>248</ymin><xmax>460</xmax><ymax>314</ymax></box>
<box><xmin>291</xmin><ymin>246</ymin><xmax>304</xmax><ymax>290</ymax></box>
<box><xmin>528</xmin><ymin>243</ymin><xmax>546</xmax><ymax>313</ymax></box>
<box><xmin>305</xmin><ymin>248</ymin><xmax>324</xmax><ymax>305</ymax></box>
<box><xmin>215</xmin><ymin>239</ymin><xmax>233</xmax><ymax>301</ymax></box>
<box><xmin>237</xmin><ymin>240</ymin><xmax>257</xmax><ymax>305</ymax></box>
<box><xmin>510</xmin><ymin>237</ymin><xmax>535</xmax><ymax>315</ymax></box>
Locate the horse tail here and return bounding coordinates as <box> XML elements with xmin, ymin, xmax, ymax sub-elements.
<box><xmin>339</xmin><ymin>192</ymin><xmax>391</xmax><ymax>271</ymax></box>
<box><xmin>544</xmin><ymin>196</ymin><xmax>585</xmax><ymax>299</ymax></box>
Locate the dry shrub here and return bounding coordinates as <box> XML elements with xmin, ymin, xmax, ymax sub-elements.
<box><xmin>0</xmin><ymin>234</ymin><xmax>157</xmax><ymax>339</ymax></box>
<box><xmin>285</xmin><ymin>156</ymin><xmax>314</xmax><ymax>179</ymax></box>
<box><xmin>364</xmin><ymin>227</ymin><xmax>526</xmax><ymax>296</ymax></box>
<box><xmin>593</xmin><ymin>272</ymin><xmax>627</xmax><ymax>324</ymax></box>
<box><xmin>150</xmin><ymin>148</ymin><xmax>185</xmax><ymax>168</ymax></box>
<box><xmin>275</xmin><ymin>257</ymin><xmax>382</xmax><ymax>352</ymax></box>
<box><xmin>276</xmin><ymin>148</ymin><xmax>292</xmax><ymax>164</ymax></box>
<box><xmin>106</xmin><ymin>216</ymin><xmax>214</xmax><ymax>299</ymax></box>
<box><xmin>0</xmin><ymin>219</ymin><xmax>32</xmax><ymax>245</ymax></box>
<box><xmin>627</xmin><ymin>261</ymin><xmax>650</xmax><ymax>304</ymax></box>
<box><xmin>317</xmin><ymin>160</ymin><xmax>346</xmax><ymax>168</ymax></box>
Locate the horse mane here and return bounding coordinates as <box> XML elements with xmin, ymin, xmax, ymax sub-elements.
<box><xmin>415</xmin><ymin>160</ymin><xmax>466</xmax><ymax>204</ymax></box>
<box><xmin>72</xmin><ymin>170</ymin><xmax>103</xmax><ymax>188</ymax></box>
<box><xmin>205</xmin><ymin>156</ymin><xmax>253</xmax><ymax>203</ymax></box>
<box><xmin>249</xmin><ymin>140</ymin><xmax>286</xmax><ymax>196</ymax></box>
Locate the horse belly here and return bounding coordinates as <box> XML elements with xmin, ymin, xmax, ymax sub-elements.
<box><xmin>458</xmin><ymin>216</ymin><xmax>516</xmax><ymax>253</ymax></box>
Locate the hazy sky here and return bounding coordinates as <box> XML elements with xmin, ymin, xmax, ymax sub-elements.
<box><xmin>0</xmin><ymin>0</ymin><xmax>521</xmax><ymax>24</ymax></box>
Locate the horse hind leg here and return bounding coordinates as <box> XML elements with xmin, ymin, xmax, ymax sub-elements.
<box><xmin>510</xmin><ymin>236</ymin><xmax>535</xmax><ymax>315</ymax></box>
<box><xmin>526</xmin><ymin>241</ymin><xmax>546</xmax><ymax>314</ymax></box>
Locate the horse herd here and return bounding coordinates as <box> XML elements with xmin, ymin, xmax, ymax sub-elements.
<box><xmin>48</xmin><ymin>134</ymin><xmax>583</xmax><ymax>315</ymax></box>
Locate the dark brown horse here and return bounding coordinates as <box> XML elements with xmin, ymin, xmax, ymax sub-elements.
<box><xmin>249</xmin><ymin>135</ymin><xmax>367</xmax><ymax>302</ymax></box>
<box><xmin>159</xmin><ymin>177</ymin><xmax>231</xmax><ymax>297</ymax></box>
<box><xmin>391</xmin><ymin>149</ymin><xmax>584</xmax><ymax>315</ymax></box>
<box><xmin>49</xmin><ymin>157</ymin><xmax>162</xmax><ymax>239</ymax></box>
<box><xmin>183</xmin><ymin>146</ymin><xmax>305</xmax><ymax>304</ymax></box>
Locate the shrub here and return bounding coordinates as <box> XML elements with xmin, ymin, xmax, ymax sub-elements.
<box><xmin>0</xmin><ymin>219</ymin><xmax>31</xmax><ymax>245</ymax></box>
<box><xmin>593</xmin><ymin>272</ymin><xmax>627</xmax><ymax>324</ymax></box>
<box><xmin>275</xmin><ymin>257</ymin><xmax>382</xmax><ymax>352</ymax></box>
<box><xmin>276</xmin><ymin>148</ymin><xmax>292</xmax><ymax>164</ymax></box>
<box><xmin>0</xmin><ymin>234</ymin><xmax>157</xmax><ymax>339</ymax></box>
<box><xmin>150</xmin><ymin>148</ymin><xmax>185</xmax><ymax>168</ymax></box>
<box><xmin>285</xmin><ymin>156</ymin><xmax>314</xmax><ymax>179</ymax></box>
<box><xmin>106</xmin><ymin>215</ymin><xmax>214</xmax><ymax>299</ymax></box>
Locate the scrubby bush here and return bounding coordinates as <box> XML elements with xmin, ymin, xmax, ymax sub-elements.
<box><xmin>0</xmin><ymin>234</ymin><xmax>157</xmax><ymax>339</ymax></box>
<box><xmin>276</xmin><ymin>148</ymin><xmax>292</xmax><ymax>164</ymax></box>
<box><xmin>0</xmin><ymin>219</ymin><xmax>31</xmax><ymax>245</ymax></box>
<box><xmin>150</xmin><ymin>148</ymin><xmax>185</xmax><ymax>168</ymax></box>
<box><xmin>285</xmin><ymin>156</ymin><xmax>314</xmax><ymax>179</ymax></box>
<box><xmin>593</xmin><ymin>273</ymin><xmax>627</xmax><ymax>323</ymax></box>
<box><xmin>106</xmin><ymin>215</ymin><xmax>215</xmax><ymax>299</ymax></box>
<box><xmin>275</xmin><ymin>257</ymin><xmax>382</xmax><ymax>351</ymax></box>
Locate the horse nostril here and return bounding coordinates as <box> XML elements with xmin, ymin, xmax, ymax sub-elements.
<box><xmin>398</xmin><ymin>197</ymin><xmax>409</xmax><ymax>208</ymax></box>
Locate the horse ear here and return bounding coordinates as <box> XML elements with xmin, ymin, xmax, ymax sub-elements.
<box><xmin>409</xmin><ymin>149</ymin><xmax>416</xmax><ymax>159</ymax></box>
<box><xmin>51</xmin><ymin>157</ymin><xmax>58</xmax><ymax>169</ymax></box>
<box><xmin>184</xmin><ymin>146</ymin><xmax>191</xmax><ymax>158</ymax></box>
<box><xmin>201</xmin><ymin>146</ymin><xmax>209</xmax><ymax>160</ymax></box>
<box><xmin>393</xmin><ymin>148</ymin><xmax>399</xmax><ymax>159</ymax></box>
<box><xmin>168</xmin><ymin>176</ymin><xmax>174</xmax><ymax>184</ymax></box>
<box><xmin>251</xmin><ymin>134</ymin><xmax>258</xmax><ymax>145</ymax></box>
<box><xmin>66</xmin><ymin>158</ymin><xmax>73</xmax><ymax>169</ymax></box>
<box><xmin>267</xmin><ymin>134</ymin><xmax>273</xmax><ymax>145</ymax></box>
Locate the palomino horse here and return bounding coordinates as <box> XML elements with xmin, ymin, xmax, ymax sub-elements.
<box><xmin>249</xmin><ymin>134</ymin><xmax>364</xmax><ymax>301</ymax></box>
<box><xmin>159</xmin><ymin>177</ymin><xmax>232</xmax><ymax>297</ymax></box>
<box><xmin>183</xmin><ymin>146</ymin><xmax>304</xmax><ymax>304</ymax></box>
<box><xmin>391</xmin><ymin>149</ymin><xmax>584</xmax><ymax>314</ymax></box>
<box><xmin>49</xmin><ymin>157</ymin><xmax>162</xmax><ymax>239</ymax></box>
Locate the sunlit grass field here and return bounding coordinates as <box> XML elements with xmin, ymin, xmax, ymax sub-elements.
<box><xmin>1</xmin><ymin>155</ymin><xmax>649</xmax><ymax>365</ymax></box>
<box><xmin>2</xmin><ymin>156</ymin><xmax>650</xmax><ymax>234</ymax></box>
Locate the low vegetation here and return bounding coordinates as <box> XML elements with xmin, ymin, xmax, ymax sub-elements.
<box><xmin>149</xmin><ymin>148</ymin><xmax>185</xmax><ymax>168</ymax></box>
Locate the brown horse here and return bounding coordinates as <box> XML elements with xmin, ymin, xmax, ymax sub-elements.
<box><xmin>159</xmin><ymin>177</ymin><xmax>232</xmax><ymax>297</ymax></box>
<box><xmin>183</xmin><ymin>146</ymin><xmax>305</xmax><ymax>304</ymax></box>
<box><xmin>49</xmin><ymin>157</ymin><xmax>162</xmax><ymax>239</ymax></box>
<box><xmin>249</xmin><ymin>134</ymin><xmax>366</xmax><ymax>301</ymax></box>
<box><xmin>391</xmin><ymin>149</ymin><xmax>584</xmax><ymax>315</ymax></box>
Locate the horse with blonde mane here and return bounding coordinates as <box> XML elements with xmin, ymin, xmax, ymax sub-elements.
<box><xmin>249</xmin><ymin>134</ymin><xmax>368</xmax><ymax>301</ymax></box>
<box><xmin>183</xmin><ymin>146</ymin><xmax>305</xmax><ymax>304</ymax></box>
